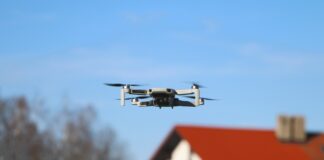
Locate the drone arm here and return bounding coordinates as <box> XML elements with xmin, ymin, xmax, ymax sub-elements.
<box><xmin>175</xmin><ymin>89</ymin><xmax>194</xmax><ymax>95</ymax></box>
<box><xmin>129</xmin><ymin>89</ymin><xmax>148</xmax><ymax>95</ymax></box>
<box><xmin>176</xmin><ymin>89</ymin><xmax>200</xmax><ymax>106</ymax></box>
<box><xmin>193</xmin><ymin>88</ymin><xmax>200</xmax><ymax>106</ymax></box>
<box><xmin>120</xmin><ymin>88</ymin><xmax>130</xmax><ymax>106</ymax></box>
<box><xmin>120</xmin><ymin>88</ymin><xmax>125</xmax><ymax>106</ymax></box>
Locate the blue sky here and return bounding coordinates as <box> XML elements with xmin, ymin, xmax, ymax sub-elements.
<box><xmin>1</xmin><ymin>0</ymin><xmax>324</xmax><ymax>159</ymax></box>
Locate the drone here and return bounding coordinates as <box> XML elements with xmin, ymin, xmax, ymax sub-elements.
<box><xmin>105</xmin><ymin>83</ymin><xmax>215</xmax><ymax>108</ymax></box>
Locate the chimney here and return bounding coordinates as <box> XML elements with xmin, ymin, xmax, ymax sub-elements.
<box><xmin>292</xmin><ymin>116</ymin><xmax>306</xmax><ymax>142</ymax></box>
<box><xmin>276</xmin><ymin>115</ymin><xmax>293</xmax><ymax>141</ymax></box>
<box><xmin>275</xmin><ymin>115</ymin><xmax>306</xmax><ymax>143</ymax></box>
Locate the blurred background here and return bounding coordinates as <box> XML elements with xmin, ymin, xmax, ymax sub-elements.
<box><xmin>1</xmin><ymin>0</ymin><xmax>324</xmax><ymax>159</ymax></box>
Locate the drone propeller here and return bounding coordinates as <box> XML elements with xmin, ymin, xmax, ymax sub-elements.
<box><xmin>184</xmin><ymin>81</ymin><xmax>206</xmax><ymax>88</ymax></box>
<box><xmin>182</xmin><ymin>95</ymin><xmax>217</xmax><ymax>101</ymax></box>
<box><xmin>105</xmin><ymin>83</ymin><xmax>143</xmax><ymax>87</ymax></box>
<box><xmin>116</xmin><ymin>96</ymin><xmax>150</xmax><ymax>100</ymax></box>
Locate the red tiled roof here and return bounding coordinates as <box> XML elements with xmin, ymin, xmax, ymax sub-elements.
<box><xmin>151</xmin><ymin>125</ymin><xmax>324</xmax><ymax>160</ymax></box>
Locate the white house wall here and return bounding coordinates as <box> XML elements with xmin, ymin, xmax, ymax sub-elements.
<box><xmin>171</xmin><ymin>139</ymin><xmax>202</xmax><ymax>160</ymax></box>
<box><xmin>191</xmin><ymin>152</ymin><xmax>202</xmax><ymax>160</ymax></box>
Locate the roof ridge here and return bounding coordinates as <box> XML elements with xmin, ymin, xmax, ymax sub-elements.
<box><xmin>175</xmin><ymin>124</ymin><xmax>274</xmax><ymax>132</ymax></box>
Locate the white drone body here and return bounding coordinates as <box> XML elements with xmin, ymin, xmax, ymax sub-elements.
<box><xmin>106</xmin><ymin>83</ymin><xmax>214</xmax><ymax>108</ymax></box>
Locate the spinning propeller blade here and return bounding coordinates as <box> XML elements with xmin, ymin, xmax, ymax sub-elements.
<box><xmin>105</xmin><ymin>83</ymin><xmax>143</xmax><ymax>87</ymax></box>
<box><xmin>184</xmin><ymin>81</ymin><xmax>206</xmax><ymax>88</ymax></box>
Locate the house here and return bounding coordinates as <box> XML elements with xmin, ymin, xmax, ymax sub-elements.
<box><xmin>151</xmin><ymin>116</ymin><xmax>324</xmax><ymax>160</ymax></box>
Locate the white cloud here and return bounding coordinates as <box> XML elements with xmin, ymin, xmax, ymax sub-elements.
<box><xmin>2</xmin><ymin>43</ymin><xmax>323</xmax><ymax>88</ymax></box>
<box><xmin>264</xmin><ymin>54</ymin><xmax>307</xmax><ymax>68</ymax></box>
<box><xmin>0</xmin><ymin>47</ymin><xmax>200</xmax><ymax>86</ymax></box>
<box><xmin>236</xmin><ymin>43</ymin><xmax>324</xmax><ymax>74</ymax></box>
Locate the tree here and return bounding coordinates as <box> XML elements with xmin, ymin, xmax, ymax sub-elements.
<box><xmin>0</xmin><ymin>96</ymin><xmax>127</xmax><ymax>160</ymax></box>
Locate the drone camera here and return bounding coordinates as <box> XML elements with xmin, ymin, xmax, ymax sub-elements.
<box><xmin>199</xmin><ymin>98</ymin><xmax>205</xmax><ymax>105</ymax></box>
